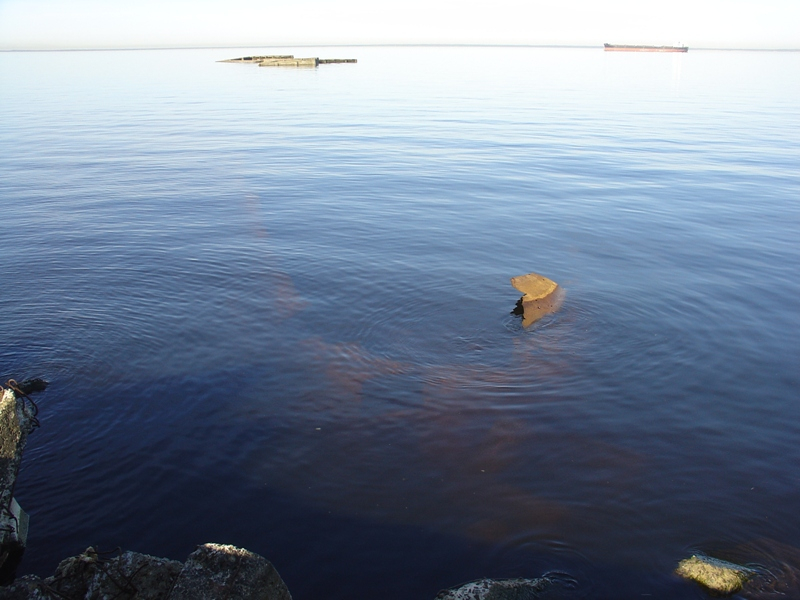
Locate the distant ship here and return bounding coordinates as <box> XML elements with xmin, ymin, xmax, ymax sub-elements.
<box><xmin>604</xmin><ymin>43</ymin><xmax>688</xmax><ymax>52</ymax></box>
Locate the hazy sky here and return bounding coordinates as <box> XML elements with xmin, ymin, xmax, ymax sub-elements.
<box><xmin>1</xmin><ymin>0</ymin><xmax>798</xmax><ymax>50</ymax></box>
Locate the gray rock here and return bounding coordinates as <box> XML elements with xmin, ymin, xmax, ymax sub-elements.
<box><xmin>0</xmin><ymin>576</ymin><xmax>48</xmax><ymax>600</ymax></box>
<box><xmin>0</xmin><ymin>544</ymin><xmax>294</xmax><ymax>600</ymax></box>
<box><xmin>0</xmin><ymin>547</ymin><xmax>182</xmax><ymax>600</ymax></box>
<box><xmin>435</xmin><ymin>577</ymin><xmax>551</xmax><ymax>600</ymax></box>
<box><xmin>88</xmin><ymin>549</ymin><xmax>182</xmax><ymax>600</ymax></box>
<box><xmin>169</xmin><ymin>543</ymin><xmax>292</xmax><ymax>600</ymax></box>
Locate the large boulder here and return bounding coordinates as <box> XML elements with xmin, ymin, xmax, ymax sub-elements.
<box><xmin>169</xmin><ymin>543</ymin><xmax>291</xmax><ymax>600</ymax></box>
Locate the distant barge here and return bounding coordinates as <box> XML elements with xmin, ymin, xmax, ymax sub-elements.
<box><xmin>604</xmin><ymin>43</ymin><xmax>688</xmax><ymax>52</ymax></box>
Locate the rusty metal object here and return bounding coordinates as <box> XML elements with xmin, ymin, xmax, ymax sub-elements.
<box><xmin>510</xmin><ymin>272</ymin><xmax>564</xmax><ymax>327</ymax></box>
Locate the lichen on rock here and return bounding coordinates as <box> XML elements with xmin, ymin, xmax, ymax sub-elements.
<box><xmin>676</xmin><ymin>554</ymin><xmax>756</xmax><ymax>595</ymax></box>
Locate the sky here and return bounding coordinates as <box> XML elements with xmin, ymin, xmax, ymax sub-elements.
<box><xmin>1</xmin><ymin>0</ymin><xmax>799</xmax><ymax>50</ymax></box>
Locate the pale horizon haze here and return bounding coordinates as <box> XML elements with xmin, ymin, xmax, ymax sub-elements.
<box><xmin>1</xmin><ymin>0</ymin><xmax>799</xmax><ymax>50</ymax></box>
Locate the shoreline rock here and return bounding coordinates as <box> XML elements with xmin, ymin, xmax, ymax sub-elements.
<box><xmin>0</xmin><ymin>544</ymin><xmax>292</xmax><ymax>600</ymax></box>
<box><xmin>1</xmin><ymin>384</ymin><xmax>40</xmax><ymax>585</ymax></box>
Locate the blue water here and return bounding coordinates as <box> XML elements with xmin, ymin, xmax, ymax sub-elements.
<box><xmin>1</xmin><ymin>46</ymin><xmax>799</xmax><ymax>599</ymax></box>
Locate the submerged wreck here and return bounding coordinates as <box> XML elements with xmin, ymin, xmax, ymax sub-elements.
<box><xmin>219</xmin><ymin>55</ymin><xmax>357</xmax><ymax>67</ymax></box>
<box><xmin>604</xmin><ymin>43</ymin><xmax>688</xmax><ymax>52</ymax></box>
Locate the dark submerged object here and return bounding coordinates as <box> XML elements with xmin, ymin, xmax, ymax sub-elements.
<box><xmin>13</xmin><ymin>380</ymin><xmax>47</xmax><ymax>396</ymax></box>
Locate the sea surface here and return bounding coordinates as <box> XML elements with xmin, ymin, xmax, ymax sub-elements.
<box><xmin>1</xmin><ymin>46</ymin><xmax>799</xmax><ymax>599</ymax></box>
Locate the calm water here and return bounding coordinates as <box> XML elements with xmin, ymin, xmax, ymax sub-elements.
<box><xmin>1</xmin><ymin>46</ymin><xmax>799</xmax><ymax>599</ymax></box>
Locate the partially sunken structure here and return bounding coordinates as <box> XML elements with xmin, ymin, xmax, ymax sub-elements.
<box><xmin>510</xmin><ymin>272</ymin><xmax>564</xmax><ymax>327</ymax></box>
<box><xmin>219</xmin><ymin>55</ymin><xmax>357</xmax><ymax>67</ymax></box>
<box><xmin>604</xmin><ymin>43</ymin><xmax>688</xmax><ymax>52</ymax></box>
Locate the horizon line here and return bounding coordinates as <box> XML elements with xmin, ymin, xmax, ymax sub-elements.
<box><xmin>2</xmin><ymin>43</ymin><xmax>800</xmax><ymax>53</ymax></box>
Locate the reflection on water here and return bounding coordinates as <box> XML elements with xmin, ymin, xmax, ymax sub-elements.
<box><xmin>301</xmin><ymin>338</ymin><xmax>409</xmax><ymax>401</ymax></box>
